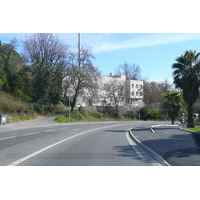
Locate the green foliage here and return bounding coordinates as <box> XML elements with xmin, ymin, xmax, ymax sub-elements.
<box><xmin>6</xmin><ymin>116</ymin><xmax>31</xmax><ymax>123</ymax></box>
<box><xmin>162</xmin><ymin>91</ymin><xmax>183</xmax><ymax>124</ymax></box>
<box><xmin>172</xmin><ymin>50</ymin><xmax>200</xmax><ymax>127</ymax></box>
<box><xmin>140</xmin><ymin>106</ymin><xmax>163</xmax><ymax>120</ymax></box>
<box><xmin>162</xmin><ymin>91</ymin><xmax>183</xmax><ymax>111</ymax></box>
<box><xmin>124</xmin><ymin>110</ymin><xmax>138</xmax><ymax>119</ymax></box>
<box><xmin>101</xmin><ymin>106</ymin><xmax>117</xmax><ymax>117</ymax></box>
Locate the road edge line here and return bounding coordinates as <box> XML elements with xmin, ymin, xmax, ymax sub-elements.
<box><xmin>129</xmin><ymin>130</ymin><xmax>171</xmax><ymax>166</ymax></box>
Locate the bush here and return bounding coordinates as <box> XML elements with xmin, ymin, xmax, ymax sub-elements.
<box><xmin>140</xmin><ymin>106</ymin><xmax>163</xmax><ymax>120</ymax></box>
<box><xmin>102</xmin><ymin>106</ymin><xmax>117</xmax><ymax>117</ymax></box>
<box><xmin>88</xmin><ymin>112</ymin><xmax>105</xmax><ymax>119</ymax></box>
<box><xmin>124</xmin><ymin>110</ymin><xmax>138</xmax><ymax>119</ymax></box>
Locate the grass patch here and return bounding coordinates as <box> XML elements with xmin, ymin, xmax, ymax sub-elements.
<box><xmin>6</xmin><ymin>116</ymin><xmax>31</xmax><ymax>123</ymax></box>
<box><xmin>55</xmin><ymin>115</ymin><xmax>69</xmax><ymax>123</ymax></box>
<box><xmin>184</xmin><ymin>128</ymin><xmax>200</xmax><ymax>132</ymax></box>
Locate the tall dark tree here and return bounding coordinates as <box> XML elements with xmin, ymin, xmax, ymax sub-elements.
<box><xmin>23</xmin><ymin>33</ymin><xmax>70</xmax><ymax>103</ymax></box>
<box><xmin>0</xmin><ymin>39</ymin><xmax>25</xmax><ymax>94</ymax></box>
<box><xmin>172</xmin><ymin>50</ymin><xmax>200</xmax><ymax>128</ymax></box>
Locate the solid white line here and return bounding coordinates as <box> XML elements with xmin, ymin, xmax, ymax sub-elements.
<box><xmin>8</xmin><ymin>123</ymin><xmax>126</xmax><ymax>166</ymax></box>
<box><xmin>126</xmin><ymin>132</ymin><xmax>161</xmax><ymax>166</ymax></box>
<box><xmin>0</xmin><ymin>136</ymin><xmax>15</xmax><ymax>141</ymax></box>
<box><xmin>126</xmin><ymin>132</ymin><xmax>149</xmax><ymax>163</ymax></box>
<box><xmin>24</xmin><ymin>132</ymin><xmax>40</xmax><ymax>136</ymax></box>
<box><xmin>73</xmin><ymin>129</ymin><xmax>80</xmax><ymax>131</ymax></box>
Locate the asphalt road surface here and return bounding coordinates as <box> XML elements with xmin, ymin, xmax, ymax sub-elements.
<box><xmin>0</xmin><ymin>115</ymin><xmax>164</xmax><ymax>166</ymax></box>
<box><xmin>132</xmin><ymin>125</ymin><xmax>200</xmax><ymax>166</ymax></box>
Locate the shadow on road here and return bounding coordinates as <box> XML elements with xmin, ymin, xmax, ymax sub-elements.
<box><xmin>134</xmin><ymin>128</ymin><xmax>200</xmax><ymax>166</ymax></box>
<box><xmin>113</xmin><ymin>145</ymin><xmax>143</xmax><ymax>160</ymax></box>
<box><xmin>105</xmin><ymin>130</ymin><xmax>127</xmax><ymax>133</ymax></box>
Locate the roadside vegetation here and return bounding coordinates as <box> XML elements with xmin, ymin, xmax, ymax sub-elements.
<box><xmin>55</xmin><ymin>111</ymin><xmax>133</xmax><ymax>123</ymax></box>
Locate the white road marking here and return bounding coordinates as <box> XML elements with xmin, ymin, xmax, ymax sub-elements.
<box><xmin>73</xmin><ymin>129</ymin><xmax>80</xmax><ymax>131</ymax></box>
<box><xmin>45</xmin><ymin>129</ymin><xmax>56</xmax><ymax>132</ymax></box>
<box><xmin>126</xmin><ymin>131</ymin><xmax>162</xmax><ymax>166</ymax></box>
<box><xmin>8</xmin><ymin>123</ymin><xmax>127</xmax><ymax>166</ymax></box>
<box><xmin>24</xmin><ymin>132</ymin><xmax>40</xmax><ymax>136</ymax></box>
<box><xmin>60</xmin><ymin>127</ymin><xmax>69</xmax><ymax>130</ymax></box>
<box><xmin>150</xmin><ymin>128</ymin><xmax>155</xmax><ymax>133</ymax></box>
<box><xmin>0</xmin><ymin>136</ymin><xmax>16</xmax><ymax>141</ymax></box>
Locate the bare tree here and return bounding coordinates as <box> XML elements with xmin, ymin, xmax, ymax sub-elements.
<box><xmin>104</xmin><ymin>79</ymin><xmax>125</xmax><ymax>116</ymax></box>
<box><xmin>67</xmin><ymin>47</ymin><xmax>101</xmax><ymax>112</ymax></box>
<box><xmin>115</xmin><ymin>61</ymin><xmax>142</xmax><ymax>80</ymax></box>
<box><xmin>143</xmin><ymin>79</ymin><xmax>173</xmax><ymax>106</ymax></box>
<box><xmin>22</xmin><ymin>33</ymin><xmax>70</xmax><ymax>103</ymax></box>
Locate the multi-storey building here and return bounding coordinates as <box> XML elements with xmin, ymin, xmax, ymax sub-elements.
<box><xmin>74</xmin><ymin>73</ymin><xmax>144</xmax><ymax>108</ymax></box>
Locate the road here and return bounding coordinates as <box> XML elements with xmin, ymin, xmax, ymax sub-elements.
<box><xmin>0</xmin><ymin>115</ymin><xmax>164</xmax><ymax>166</ymax></box>
<box><xmin>132</xmin><ymin>125</ymin><xmax>200</xmax><ymax>166</ymax></box>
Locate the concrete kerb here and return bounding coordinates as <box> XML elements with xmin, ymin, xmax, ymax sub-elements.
<box><xmin>150</xmin><ymin>124</ymin><xmax>179</xmax><ymax>134</ymax></box>
<box><xmin>128</xmin><ymin>130</ymin><xmax>171</xmax><ymax>166</ymax></box>
<box><xmin>179</xmin><ymin>127</ymin><xmax>200</xmax><ymax>135</ymax></box>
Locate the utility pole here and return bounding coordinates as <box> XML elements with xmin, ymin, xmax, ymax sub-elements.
<box><xmin>78</xmin><ymin>33</ymin><xmax>81</xmax><ymax>68</ymax></box>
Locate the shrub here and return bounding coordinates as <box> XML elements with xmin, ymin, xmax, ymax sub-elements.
<box><xmin>124</xmin><ymin>110</ymin><xmax>138</xmax><ymax>119</ymax></box>
<box><xmin>140</xmin><ymin>106</ymin><xmax>163</xmax><ymax>120</ymax></box>
<box><xmin>88</xmin><ymin>112</ymin><xmax>105</xmax><ymax>119</ymax></box>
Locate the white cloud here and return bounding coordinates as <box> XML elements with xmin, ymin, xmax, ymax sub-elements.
<box><xmin>82</xmin><ymin>33</ymin><xmax>200</xmax><ymax>54</ymax></box>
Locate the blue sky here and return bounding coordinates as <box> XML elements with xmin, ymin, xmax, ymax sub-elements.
<box><xmin>1</xmin><ymin>33</ymin><xmax>200</xmax><ymax>81</ymax></box>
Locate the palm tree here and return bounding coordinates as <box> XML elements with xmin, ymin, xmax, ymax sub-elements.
<box><xmin>172</xmin><ymin>50</ymin><xmax>200</xmax><ymax>128</ymax></box>
<box><xmin>162</xmin><ymin>91</ymin><xmax>183</xmax><ymax>124</ymax></box>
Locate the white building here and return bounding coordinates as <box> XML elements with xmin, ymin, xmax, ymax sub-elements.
<box><xmin>74</xmin><ymin>73</ymin><xmax>144</xmax><ymax>108</ymax></box>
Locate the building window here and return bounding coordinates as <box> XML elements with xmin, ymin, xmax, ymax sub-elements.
<box><xmin>136</xmin><ymin>84</ymin><xmax>138</xmax><ymax>88</ymax></box>
<box><xmin>132</xmin><ymin>84</ymin><xmax>134</xmax><ymax>88</ymax></box>
<box><xmin>136</xmin><ymin>92</ymin><xmax>138</xmax><ymax>96</ymax></box>
<box><xmin>140</xmin><ymin>92</ymin><xmax>143</xmax><ymax>96</ymax></box>
<box><xmin>132</xmin><ymin>91</ymin><xmax>134</xmax><ymax>96</ymax></box>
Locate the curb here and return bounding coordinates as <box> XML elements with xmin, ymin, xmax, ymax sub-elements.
<box><xmin>129</xmin><ymin>130</ymin><xmax>171</xmax><ymax>166</ymax></box>
<box><xmin>179</xmin><ymin>127</ymin><xmax>200</xmax><ymax>135</ymax></box>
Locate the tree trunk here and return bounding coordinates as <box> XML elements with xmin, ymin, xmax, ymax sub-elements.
<box><xmin>187</xmin><ymin>104</ymin><xmax>195</xmax><ymax>128</ymax></box>
<box><xmin>115</xmin><ymin>104</ymin><xmax>119</xmax><ymax>117</ymax></box>
<box><xmin>171</xmin><ymin>117</ymin><xmax>175</xmax><ymax>125</ymax></box>
<box><xmin>71</xmin><ymin>95</ymin><xmax>77</xmax><ymax>112</ymax></box>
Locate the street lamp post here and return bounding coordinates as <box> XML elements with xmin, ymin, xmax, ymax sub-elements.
<box><xmin>68</xmin><ymin>73</ymin><xmax>71</xmax><ymax>122</ymax></box>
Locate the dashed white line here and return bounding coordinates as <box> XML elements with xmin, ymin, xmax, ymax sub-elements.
<box><xmin>0</xmin><ymin>136</ymin><xmax>16</xmax><ymax>141</ymax></box>
<box><xmin>60</xmin><ymin>127</ymin><xmax>69</xmax><ymax>130</ymax></box>
<box><xmin>8</xmin><ymin>123</ymin><xmax>126</xmax><ymax>166</ymax></box>
<box><xmin>45</xmin><ymin>129</ymin><xmax>56</xmax><ymax>132</ymax></box>
<box><xmin>24</xmin><ymin>132</ymin><xmax>40</xmax><ymax>136</ymax></box>
<box><xmin>73</xmin><ymin>129</ymin><xmax>80</xmax><ymax>131</ymax></box>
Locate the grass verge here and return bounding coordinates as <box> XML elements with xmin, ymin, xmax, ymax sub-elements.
<box><xmin>184</xmin><ymin>128</ymin><xmax>200</xmax><ymax>132</ymax></box>
<box><xmin>55</xmin><ymin>111</ymin><xmax>134</xmax><ymax>123</ymax></box>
